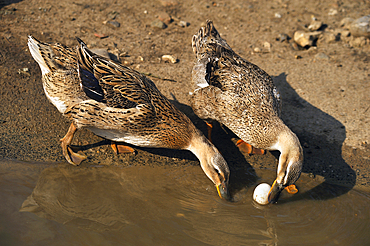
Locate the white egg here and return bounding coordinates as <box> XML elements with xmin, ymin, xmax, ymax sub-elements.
<box><xmin>253</xmin><ymin>183</ymin><xmax>271</xmax><ymax>205</ymax></box>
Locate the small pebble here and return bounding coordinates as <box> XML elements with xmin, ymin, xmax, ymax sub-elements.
<box><xmin>178</xmin><ymin>20</ymin><xmax>190</xmax><ymax>27</ymax></box>
<box><xmin>308</xmin><ymin>20</ymin><xmax>323</xmax><ymax>31</ymax></box>
<box><xmin>328</xmin><ymin>8</ymin><xmax>338</xmax><ymax>16</ymax></box>
<box><xmin>107</xmin><ymin>20</ymin><xmax>120</xmax><ymax>28</ymax></box>
<box><xmin>253</xmin><ymin>47</ymin><xmax>261</xmax><ymax>53</ymax></box>
<box><xmin>263</xmin><ymin>41</ymin><xmax>271</xmax><ymax>52</ymax></box>
<box><xmin>294</xmin><ymin>30</ymin><xmax>321</xmax><ymax>47</ymax></box>
<box><xmin>18</xmin><ymin>68</ymin><xmax>30</xmax><ymax>76</ymax></box>
<box><xmin>277</xmin><ymin>33</ymin><xmax>289</xmax><ymax>42</ymax></box>
<box><xmin>314</xmin><ymin>53</ymin><xmax>329</xmax><ymax>61</ymax></box>
<box><xmin>94</xmin><ymin>33</ymin><xmax>109</xmax><ymax>39</ymax></box>
<box><xmin>158</xmin><ymin>11</ymin><xmax>172</xmax><ymax>25</ymax></box>
<box><xmin>151</xmin><ymin>20</ymin><xmax>167</xmax><ymax>29</ymax></box>
<box><xmin>162</xmin><ymin>55</ymin><xmax>178</xmax><ymax>63</ymax></box>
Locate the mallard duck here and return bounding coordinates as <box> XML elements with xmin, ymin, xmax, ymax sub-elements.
<box><xmin>27</xmin><ymin>36</ymin><xmax>230</xmax><ymax>200</ymax></box>
<box><xmin>190</xmin><ymin>20</ymin><xmax>303</xmax><ymax>203</ymax></box>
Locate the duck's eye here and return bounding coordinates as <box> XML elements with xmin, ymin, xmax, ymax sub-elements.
<box><xmin>214</xmin><ymin>168</ymin><xmax>220</xmax><ymax>175</ymax></box>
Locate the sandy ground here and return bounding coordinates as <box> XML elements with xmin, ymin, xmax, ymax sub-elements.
<box><xmin>0</xmin><ymin>0</ymin><xmax>369</xmax><ymax>190</ymax></box>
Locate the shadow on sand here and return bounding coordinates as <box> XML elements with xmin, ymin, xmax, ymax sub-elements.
<box><xmin>273</xmin><ymin>73</ymin><xmax>356</xmax><ymax>201</ymax></box>
<box><xmin>0</xmin><ymin>0</ymin><xmax>22</xmax><ymax>9</ymax></box>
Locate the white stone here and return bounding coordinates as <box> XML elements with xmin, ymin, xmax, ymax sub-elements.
<box><xmin>263</xmin><ymin>41</ymin><xmax>271</xmax><ymax>52</ymax></box>
<box><xmin>308</xmin><ymin>20</ymin><xmax>323</xmax><ymax>31</ymax></box>
<box><xmin>294</xmin><ymin>30</ymin><xmax>321</xmax><ymax>47</ymax></box>
<box><xmin>253</xmin><ymin>183</ymin><xmax>271</xmax><ymax>205</ymax></box>
<box><xmin>328</xmin><ymin>8</ymin><xmax>338</xmax><ymax>16</ymax></box>
<box><xmin>162</xmin><ymin>55</ymin><xmax>178</xmax><ymax>63</ymax></box>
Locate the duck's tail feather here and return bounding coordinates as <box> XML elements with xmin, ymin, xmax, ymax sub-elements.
<box><xmin>76</xmin><ymin>37</ymin><xmax>95</xmax><ymax>74</ymax></box>
<box><xmin>191</xmin><ymin>20</ymin><xmax>231</xmax><ymax>57</ymax></box>
<box><xmin>28</xmin><ymin>36</ymin><xmax>52</xmax><ymax>75</ymax></box>
<box><xmin>28</xmin><ymin>35</ymin><xmax>77</xmax><ymax>75</ymax></box>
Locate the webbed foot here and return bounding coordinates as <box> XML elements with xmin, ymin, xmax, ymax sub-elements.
<box><xmin>236</xmin><ymin>140</ymin><xmax>265</xmax><ymax>155</ymax></box>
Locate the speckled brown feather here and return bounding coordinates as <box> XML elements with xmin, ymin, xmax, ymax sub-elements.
<box><xmin>190</xmin><ymin>20</ymin><xmax>284</xmax><ymax>149</ymax></box>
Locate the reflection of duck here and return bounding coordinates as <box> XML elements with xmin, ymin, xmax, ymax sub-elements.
<box><xmin>27</xmin><ymin>36</ymin><xmax>230</xmax><ymax>199</ymax></box>
<box><xmin>19</xmin><ymin>164</ymin><xmax>279</xmax><ymax>245</ymax></box>
<box><xmin>190</xmin><ymin>20</ymin><xmax>303</xmax><ymax>203</ymax></box>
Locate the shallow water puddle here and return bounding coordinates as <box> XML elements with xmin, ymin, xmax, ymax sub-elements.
<box><xmin>1</xmin><ymin>160</ymin><xmax>369</xmax><ymax>245</ymax></box>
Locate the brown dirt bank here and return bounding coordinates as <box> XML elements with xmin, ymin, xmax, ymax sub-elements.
<box><xmin>0</xmin><ymin>0</ymin><xmax>369</xmax><ymax>191</ymax></box>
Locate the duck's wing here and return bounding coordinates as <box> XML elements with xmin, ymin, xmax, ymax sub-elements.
<box><xmin>190</xmin><ymin>20</ymin><xmax>236</xmax><ymax>94</ymax></box>
<box><xmin>191</xmin><ymin>21</ymin><xmax>281</xmax><ymax>115</ymax></box>
<box><xmin>64</xmin><ymin>39</ymin><xmax>157</xmax><ymax>131</ymax></box>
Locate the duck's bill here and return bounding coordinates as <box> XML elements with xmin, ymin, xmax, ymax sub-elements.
<box><xmin>216</xmin><ymin>182</ymin><xmax>230</xmax><ymax>200</ymax></box>
<box><xmin>268</xmin><ymin>180</ymin><xmax>284</xmax><ymax>204</ymax></box>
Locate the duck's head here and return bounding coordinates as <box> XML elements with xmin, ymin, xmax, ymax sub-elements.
<box><xmin>268</xmin><ymin>130</ymin><xmax>303</xmax><ymax>204</ymax></box>
<box><xmin>187</xmin><ymin>134</ymin><xmax>230</xmax><ymax>200</ymax></box>
<box><xmin>203</xmin><ymin>151</ymin><xmax>230</xmax><ymax>200</ymax></box>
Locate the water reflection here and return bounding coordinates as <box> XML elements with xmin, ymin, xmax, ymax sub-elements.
<box><xmin>19</xmin><ymin>163</ymin><xmax>276</xmax><ymax>245</ymax></box>
<box><xmin>6</xmin><ymin>161</ymin><xmax>368</xmax><ymax>246</ymax></box>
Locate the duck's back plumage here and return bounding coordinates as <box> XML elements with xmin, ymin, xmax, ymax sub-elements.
<box><xmin>190</xmin><ymin>20</ymin><xmax>282</xmax><ymax>149</ymax></box>
<box><xmin>71</xmin><ymin>40</ymin><xmax>196</xmax><ymax>149</ymax></box>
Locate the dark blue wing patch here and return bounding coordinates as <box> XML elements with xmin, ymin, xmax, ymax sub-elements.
<box><xmin>78</xmin><ymin>64</ymin><xmax>105</xmax><ymax>102</ymax></box>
